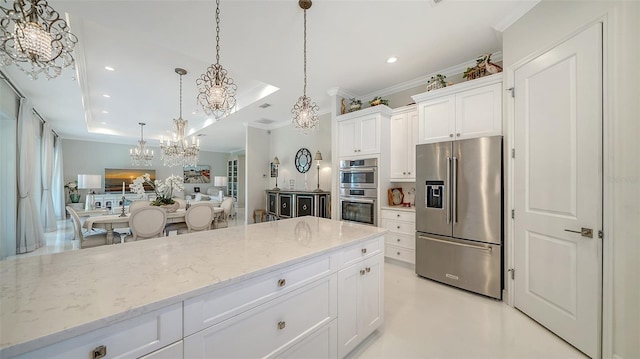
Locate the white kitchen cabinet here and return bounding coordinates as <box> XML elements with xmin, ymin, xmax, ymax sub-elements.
<box><xmin>13</xmin><ymin>303</ymin><xmax>183</xmax><ymax>359</ymax></box>
<box><xmin>140</xmin><ymin>341</ymin><xmax>183</xmax><ymax>359</ymax></box>
<box><xmin>276</xmin><ymin>320</ymin><xmax>337</xmax><ymax>359</ymax></box>
<box><xmin>184</xmin><ymin>275</ymin><xmax>337</xmax><ymax>358</ymax></box>
<box><xmin>337</xmin><ymin>253</ymin><xmax>384</xmax><ymax>359</ymax></box>
<box><xmin>337</xmin><ymin>105</ymin><xmax>391</xmax><ymax>157</ymax></box>
<box><xmin>413</xmin><ymin>74</ymin><xmax>502</xmax><ymax>144</ymax></box>
<box><xmin>390</xmin><ymin>106</ymin><xmax>418</xmax><ymax>181</ymax></box>
<box><xmin>381</xmin><ymin>208</ymin><xmax>416</xmax><ymax>264</ymax></box>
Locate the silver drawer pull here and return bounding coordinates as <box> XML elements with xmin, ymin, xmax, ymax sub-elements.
<box><xmin>92</xmin><ymin>345</ymin><xmax>107</xmax><ymax>359</ymax></box>
<box><xmin>277</xmin><ymin>278</ymin><xmax>286</xmax><ymax>287</ymax></box>
<box><xmin>278</xmin><ymin>321</ymin><xmax>286</xmax><ymax>330</ymax></box>
<box><xmin>361</xmin><ymin>248</ymin><xmax>367</xmax><ymax>254</ymax></box>
<box><xmin>360</xmin><ymin>269</ymin><xmax>366</xmax><ymax>275</ymax></box>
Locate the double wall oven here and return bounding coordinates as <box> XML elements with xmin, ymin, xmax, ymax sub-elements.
<box><xmin>339</xmin><ymin>158</ymin><xmax>377</xmax><ymax>226</ymax></box>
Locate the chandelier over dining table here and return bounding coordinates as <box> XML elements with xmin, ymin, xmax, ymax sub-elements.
<box><xmin>0</xmin><ymin>0</ymin><xmax>78</xmax><ymax>79</ymax></box>
<box><xmin>160</xmin><ymin>68</ymin><xmax>200</xmax><ymax>168</ymax></box>
<box><xmin>130</xmin><ymin>122</ymin><xmax>153</xmax><ymax>166</ymax></box>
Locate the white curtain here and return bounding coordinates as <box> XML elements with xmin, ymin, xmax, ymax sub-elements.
<box><xmin>40</xmin><ymin>122</ymin><xmax>56</xmax><ymax>231</ymax></box>
<box><xmin>52</xmin><ymin>137</ymin><xmax>65</xmax><ymax>220</ymax></box>
<box><xmin>17</xmin><ymin>98</ymin><xmax>44</xmax><ymax>253</ymax></box>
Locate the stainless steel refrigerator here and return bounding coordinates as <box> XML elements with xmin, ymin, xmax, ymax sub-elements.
<box><xmin>415</xmin><ymin>136</ymin><xmax>502</xmax><ymax>299</ymax></box>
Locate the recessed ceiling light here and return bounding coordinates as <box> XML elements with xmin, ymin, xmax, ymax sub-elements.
<box><xmin>100</xmin><ymin>122</ymin><xmax>107</xmax><ymax>125</ymax></box>
<box><xmin>104</xmin><ymin>66</ymin><xmax>115</xmax><ymax>71</ymax></box>
<box><xmin>101</xmin><ymin>110</ymin><xmax>109</xmax><ymax>114</ymax></box>
<box><xmin>387</xmin><ymin>57</ymin><xmax>397</xmax><ymax>64</ymax></box>
<box><xmin>102</xmin><ymin>94</ymin><xmax>110</xmax><ymax>98</ymax></box>
<box><xmin>191</xmin><ymin>111</ymin><xmax>197</xmax><ymax>115</ymax></box>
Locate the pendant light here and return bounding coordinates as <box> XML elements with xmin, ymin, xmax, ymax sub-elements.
<box><xmin>160</xmin><ymin>68</ymin><xmax>201</xmax><ymax>167</ymax></box>
<box><xmin>130</xmin><ymin>122</ymin><xmax>154</xmax><ymax>166</ymax></box>
<box><xmin>0</xmin><ymin>0</ymin><xmax>78</xmax><ymax>79</ymax></box>
<box><xmin>291</xmin><ymin>0</ymin><xmax>319</xmax><ymax>133</ymax></box>
<box><xmin>197</xmin><ymin>0</ymin><xmax>237</xmax><ymax>119</ymax></box>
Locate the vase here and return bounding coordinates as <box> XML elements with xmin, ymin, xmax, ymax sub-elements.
<box><xmin>69</xmin><ymin>194</ymin><xmax>81</xmax><ymax>203</ymax></box>
<box><xmin>156</xmin><ymin>202</ymin><xmax>179</xmax><ymax>213</ymax></box>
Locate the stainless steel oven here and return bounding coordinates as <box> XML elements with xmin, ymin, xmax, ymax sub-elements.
<box><xmin>339</xmin><ymin>158</ymin><xmax>377</xmax><ymax>189</ymax></box>
<box><xmin>339</xmin><ymin>187</ymin><xmax>377</xmax><ymax>226</ymax></box>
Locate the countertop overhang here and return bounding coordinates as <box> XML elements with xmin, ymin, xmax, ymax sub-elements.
<box><xmin>0</xmin><ymin>217</ymin><xmax>387</xmax><ymax>357</ymax></box>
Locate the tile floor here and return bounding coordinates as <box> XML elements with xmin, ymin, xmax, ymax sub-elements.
<box><xmin>350</xmin><ymin>260</ymin><xmax>587</xmax><ymax>359</ymax></box>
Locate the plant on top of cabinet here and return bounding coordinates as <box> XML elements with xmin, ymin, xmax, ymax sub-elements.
<box><xmin>426</xmin><ymin>74</ymin><xmax>447</xmax><ymax>92</ymax></box>
<box><xmin>369</xmin><ymin>96</ymin><xmax>389</xmax><ymax>107</ymax></box>
<box><xmin>349</xmin><ymin>98</ymin><xmax>362</xmax><ymax>112</ymax></box>
<box><xmin>463</xmin><ymin>53</ymin><xmax>503</xmax><ymax>81</ymax></box>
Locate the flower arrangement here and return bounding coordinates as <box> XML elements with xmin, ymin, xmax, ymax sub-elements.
<box><xmin>129</xmin><ymin>173</ymin><xmax>184</xmax><ymax>206</ymax></box>
<box><xmin>369</xmin><ymin>96</ymin><xmax>389</xmax><ymax>107</ymax></box>
<box><xmin>349</xmin><ymin>98</ymin><xmax>362</xmax><ymax>112</ymax></box>
<box><xmin>64</xmin><ymin>181</ymin><xmax>80</xmax><ymax>203</ymax></box>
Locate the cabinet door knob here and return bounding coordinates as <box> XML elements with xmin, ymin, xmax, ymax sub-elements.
<box><xmin>360</xmin><ymin>269</ymin><xmax>366</xmax><ymax>275</ymax></box>
<box><xmin>456</xmin><ymin>133</ymin><xmax>461</xmax><ymax>137</ymax></box>
<box><xmin>366</xmin><ymin>267</ymin><xmax>371</xmax><ymax>273</ymax></box>
<box><xmin>278</xmin><ymin>321</ymin><xmax>286</xmax><ymax>330</ymax></box>
<box><xmin>397</xmin><ymin>225</ymin><xmax>401</xmax><ymax>229</ymax></box>
<box><xmin>397</xmin><ymin>252</ymin><xmax>401</xmax><ymax>256</ymax></box>
<box><xmin>361</xmin><ymin>248</ymin><xmax>367</xmax><ymax>254</ymax></box>
<box><xmin>449</xmin><ymin>134</ymin><xmax>454</xmax><ymax>138</ymax></box>
<box><xmin>403</xmin><ymin>172</ymin><xmax>406</xmax><ymax>175</ymax></box>
<box><xmin>92</xmin><ymin>345</ymin><xmax>107</xmax><ymax>359</ymax></box>
<box><xmin>277</xmin><ymin>278</ymin><xmax>286</xmax><ymax>287</ymax></box>
<box><xmin>397</xmin><ymin>238</ymin><xmax>401</xmax><ymax>242</ymax></box>
<box><xmin>408</xmin><ymin>172</ymin><xmax>411</xmax><ymax>175</ymax></box>
<box><xmin>396</xmin><ymin>214</ymin><xmax>400</xmax><ymax>217</ymax></box>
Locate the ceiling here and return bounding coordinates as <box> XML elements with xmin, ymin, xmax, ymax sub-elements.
<box><xmin>1</xmin><ymin>0</ymin><xmax>538</xmax><ymax>153</ymax></box>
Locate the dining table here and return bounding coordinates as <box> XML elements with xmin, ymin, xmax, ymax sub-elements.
<box><xmin>83</xmin><ymin>207</ymin><xmax>225</xmax><ymax>244</ymax></box>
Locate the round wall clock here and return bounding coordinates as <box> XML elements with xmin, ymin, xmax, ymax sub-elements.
<box><xmin>295</xmin><ymin>148</ymin><xmax>312</xmax><ymax>173</ymax></box>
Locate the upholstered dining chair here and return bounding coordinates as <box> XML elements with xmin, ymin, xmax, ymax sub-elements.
<box><xmin>128</xmin><ymin>200</ymin><xmax>151</xmax><ymax>212</ymax></box>
<box><xmin>177</xmin><ymin>203</ymin><xmax>215</xmax><ymax>234</ymax></box>
<box><xmin>214</xmin><ymin>198</ymin><xmax>234</xmax><ymax>229</ymax></box>
<box><xmin>66</xmin><ymin>206</ymin><xmax>109</xmax><ymax>249</ymax></box>
<box><xmin>129</xmin><ymin>206</ymin><xmax>167</xmax><ymax>241</ymax></box>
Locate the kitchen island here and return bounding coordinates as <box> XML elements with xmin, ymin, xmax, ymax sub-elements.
<box><xmin>0</xmin><ymin>217</ymin><xmax>386</xmax><ymax>358</ymax></box>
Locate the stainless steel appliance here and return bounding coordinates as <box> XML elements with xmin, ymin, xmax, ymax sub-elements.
<box><xmin>339</xmin><ymin>188</ymin><xmax>377</xmax><ymax>226</ymax></box>
<box><xmin>415</xmin><ymin>136</ymin><xmax>502</xmax><ymax>299</ymax></box>
<box><xmin>339</xmin><ymin>158</ymin><xmax>377</xmax><ymax>189</ymax></box>
<box><xmin>339</xmin><ymin>158</ymin><xmax>378</xmax><ymax>226</ymax></box>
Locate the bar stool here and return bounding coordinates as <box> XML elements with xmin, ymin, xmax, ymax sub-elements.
<box><xmin>253</xmin><ymin>209</ymin><xmax>266</xmax><ymax>223</ymax></box>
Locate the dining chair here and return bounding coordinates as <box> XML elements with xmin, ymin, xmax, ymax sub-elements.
<box><xmin>177</xmin><ymin>203</ymin><xmax>215</xmax><ymax>234</ymax></box>
<box><xmin>129</xmin><ymin>200</ymin><xmax>151</xmax><ymax>212</ymax></box>
<box><xmin>66</xmin><ymin>206</ymin><xmax>109</xmax><ymax>249</ymax></box>
<box><xmin>214</xmin><ymin>198</ymin><xmax>233</xmax><ymax>229</ymax></box>
<box><xmin>129</xmin><ymin>206</ymin><xmax>167</xmax><ymax>240</ymax></box>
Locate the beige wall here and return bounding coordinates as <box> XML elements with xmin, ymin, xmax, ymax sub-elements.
<box><xmin>504</xmin><ymin>1</ymin><xmax>640</xmax><ymax>358</ymax></box>
<box><xmin>244</xmin><ymin>126</ymin><xmax>270</xmax><ymax>223</ymax></box>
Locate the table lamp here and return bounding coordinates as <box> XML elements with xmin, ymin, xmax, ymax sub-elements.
<box><xmin>214</xmin><ymin>176</ymin><xmax>228</xmax><ymax>201</ymax></box>
<box><xmin>78</xmin><ymin>174</ymin><xmax>102</xmax><ymax>210</ymax></box>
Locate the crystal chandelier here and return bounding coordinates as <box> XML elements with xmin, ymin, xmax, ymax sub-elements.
<box><xmin>196</xmin><ymin>0</ymin><xmax>237</xmax><ymax>119</ymax></box>
<box><xmin>130</xmin><ymin>122</ymin><xmax>154</xmax><ymax>167</ymax></box>
<box><xmin>0</xmin><ymin>0</ymin><xmax>78</xmax><ymax>79</ymax></box>
<box><xmin>291</xmin><ymin>0</ymin><xmax>319</xmax><ymax>133</ymax></box>
<box><xmin>160</xmin><ymin>68</ymin><xmax>201</xmax><ymax>168</ymax></box>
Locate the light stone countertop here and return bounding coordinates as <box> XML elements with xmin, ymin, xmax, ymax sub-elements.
<box><xmin>0</xmin><ymin>217</ymin><xmax>387</xmax><ymax>357</ymax></box>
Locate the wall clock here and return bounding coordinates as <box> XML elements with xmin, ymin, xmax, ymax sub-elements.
<box><xmin>295</xmin><ymin>148</ymin><xmax>312</xmax><ymax>173</ymax></box>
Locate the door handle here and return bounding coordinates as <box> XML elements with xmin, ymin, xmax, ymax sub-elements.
<box><xmin>452</xmin><ymin>156</ymin><xmax>458</xmax><ymax>224</ymax></box>
<box><xmin>446</xmin><ymin>157</ymin><xmax>451</xmax><ymax>224</ymax></box>
<box><xmin>564</xmin><ymin>228</ymin><xmax>593</xmax><ymax>238</ymax></box>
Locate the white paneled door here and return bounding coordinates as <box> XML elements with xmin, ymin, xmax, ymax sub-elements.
<box><xmin>513</xmin><ymin>23</ymin><xmax>602</xmax><ymax>358</ymax></box>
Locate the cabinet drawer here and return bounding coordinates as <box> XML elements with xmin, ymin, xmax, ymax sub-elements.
<box><xmin>381</xmin><ymin>219</ymin><xmax>415</xmax><ymax>235</ymax></box>
<box><xmin>276</xmin><ymin>320</ymin><xmax>337</xmax><ymax>359</ymax></box>
<box><xmin>13</xmin><ymin>303</ymin><xmax>182</xmax><ymax>359</ymax></box>
<box><xmin>380</xmin><ymin>210</ymin><xmax>414</xmax><ymax>222</ymax></box>
<box><xmin>338</xmin><ymin>236</ymin><xmax>383</xmax><ymax>269</ymax></box>
<box><xmin>384</xmin><ymin>232</ymin><xmax>415</xmax><ymax>250</ymax></box>
<box><xmin>184</xmin><ymin>254</ymin><xmax>336</xmax><ymax>335</ymax></box>
<box><xmin>140</xmin><ymin>340</ymin><xmax>183</xmax><ymax>359</ymax></box>
<box><xmin>385</xmin><ymin>244</ymin><xmax>415</xmax><ymax>264</ymax></box>
<box><xmin>184</xmin><ymin>275</ymin><xmax>337</xmax><ymax>358</ymax></box>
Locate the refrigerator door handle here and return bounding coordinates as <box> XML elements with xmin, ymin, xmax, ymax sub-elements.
<box><xmin>446</xmin><ymin>156</ymin><xmax>451</xmax><ymax>224</ymax></box>
<box><xmin>452</xmin><ymin>156</ymin><xmax>458</xmax><ymax>223</ymax></box>
<box><xmin>417</xmin><ymin>235</ymin><xmax>493</xmax><ymax>253</ymax></box>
